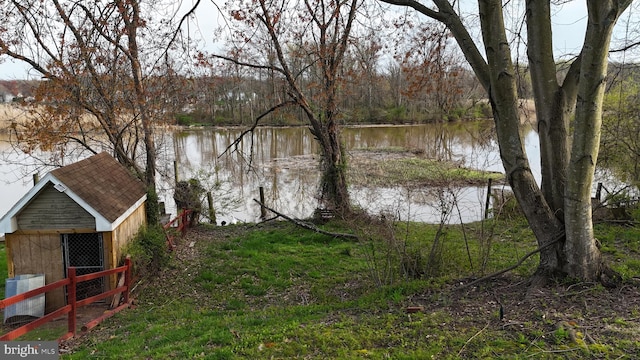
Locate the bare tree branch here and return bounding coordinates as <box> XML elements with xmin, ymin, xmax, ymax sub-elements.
<box><xmin>610</xmin><ymin>40</ymin><xmax>640</xmax><ymax>53</ymax></box>
<box><xmin>455</xmin><ymin>232</ymin><xmax>564</xmax><ymax>291</ymax></box>
<box><xmin>220</xmin><ymin>99</ymin><xmax>297</xmax><ymax>157</ymax></box>
<box><xmin>378</xmin><ymin>0</ymin><xmax>443</xmax><ymax>20</ymax></box>
<box><xmin>209</xmin><ymin>54</ymin><xmax>285</xmax><ymax>74</ymax></box>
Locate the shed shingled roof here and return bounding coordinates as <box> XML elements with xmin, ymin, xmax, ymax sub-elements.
<box><xmin>50</xmin><ymin>152</ymin><xmax>146</xmax><ymax>223</ymax></box>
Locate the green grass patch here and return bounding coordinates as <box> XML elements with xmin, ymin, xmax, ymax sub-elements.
<box><xmin>196</xmin><ymin>226</ymin><xmax>368</xmax><ymax>307</ymax></box>
<box><xmin>0</xmin><ymin>217</ymin><xmax>637</xmax><ymax>358</ymax></box>
<box><xmin>595</xmin><ymin>221</ymin><xmax>640</xmax><ymax>280</ymax></box>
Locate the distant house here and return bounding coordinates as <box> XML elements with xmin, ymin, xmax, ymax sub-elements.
<box><xmin>0</xmin><ymin>83</ymin><xmax>12</xmax><ymax>103</ymax></box>
<box><xmin>3</xmin><ymin>94</ymin><xmax>15</xmax><ymax>103</ymax></box>
<box><xmin>0</xmin><ymin>152</ymin><xmax>147</xmax><ymax>312</ymax></box>
<box><xmin>0</xmin><ymin>80</ymin><xmax>38</xmax><ymax>103</ymax></box>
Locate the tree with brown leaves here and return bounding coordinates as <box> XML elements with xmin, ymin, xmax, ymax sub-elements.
<box><xmin>0</xmin><ymin>0</ymin><xmax>184</xmax><ymax>223</ymax></box>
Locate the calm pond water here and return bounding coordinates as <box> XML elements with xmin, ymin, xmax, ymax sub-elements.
<box><xmin>166</xmin><ymin>121</ymin><xmax>536</xmax><ymax>225</ymax></box>
<box><xmin>1</xmin><ymin>122</ymin><xmax>544</xmax><ymax>229</ymax></box>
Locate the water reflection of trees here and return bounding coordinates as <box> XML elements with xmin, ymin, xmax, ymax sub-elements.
<box><xmin>169</xmin><ymin>123</ymin><xmax>501</xmax><ymax>224</ymax></box>
<box><xmin>341</xmin><ymin>122</ymin><xmax>498</xmax><ymax>168</ymax></box>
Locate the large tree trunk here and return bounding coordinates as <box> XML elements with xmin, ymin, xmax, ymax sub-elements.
<box><xmin>305</xmin><ymin>107</ymin><xmax>350</xmax><ymax>213</ymax></box>
<box><xmin>319</xmin><ymin>118</ymin><xmax>350</xmax><ymax>213</ymax></box>
<box><xmin>246</xmin><ymin>0</ymin><xmax>355</xmax><ymax>215</ymax></box>
<box><xmin>563</xmin><ymin>1</ymin><xmax>629</xmax><ymax>280</ymax></box>
<box><xmin>435</xmin><ymin>0</ymin><xmax>630</xmax><ymax>281</ymax></box>
<box><xmin>524</xmin><ymin>1</ymin><xmax>579</xmax><ymax>275</ymax></box>
<box><xmin>120</xmin><ymin>0</ymin><xmax>158</xmax><ymax>224</ymax></box>
<box><xmin>381</xmin><ymin>0</ymin><xmax>633</xmax><ymax>282</ymax></box>
<box><xmin>525</xmin><ymin>1</ymin><xmax>577</xmax><ymax>221</ymax></box>
<box><xmin>481</xmin><ymin>0</ymin><xmax>633</xmax><ymax>281</ymax></box>
<box><xmin>478</xmin><ymin>0</ymin><xmax>565</xmax><ymax>279</ymax></box>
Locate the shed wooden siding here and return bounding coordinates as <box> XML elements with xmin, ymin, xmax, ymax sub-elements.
<box><xmin>17</xmin><ymin>183</ymin><xmax>95</xmax><ymax>230</ymax></box>
<box><xmin>5</xmin><ymin>232</ymin><xmax>66</xmax><ymax>313</ymax></box>
<box><xmin>102</xmin><ymin>203</ymin><xmax>146</xmax><ymax>290</ymax></box>
<box><xmin>112</xmin><ymin>203</ymin><xmax>146</xmax><ymax>263</ymax></box>
<box><xmin>4</xmin><ymin>203</ymin><xmax>145</xmax><ymax>313</ymax></box>
<box><xmin>0</xmin><ymin>152</ymin><xmax>148</xmax><ymax>314</ymax></box>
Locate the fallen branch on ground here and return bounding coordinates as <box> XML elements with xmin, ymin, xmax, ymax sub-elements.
<box><xmin>455</xmin><ymin>233</ymin><xmax>563</xmax><ymax>291</ymax></box>
<box><xmin>253</xmin><ymin>199</ymin><xmax>359</xmax><ymax>241</ymax></box>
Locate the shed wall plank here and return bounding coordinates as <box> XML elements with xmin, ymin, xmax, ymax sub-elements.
<box><xmin>17</xmin><ymin>184</ymin><xmax>95</xmax><ymax>230</ymax></box>
<box><xmin>6</xmin><ymin>233</ymin><xmax>65</xmax><ymax>313</ymax></box>
<box><xmin>112</xmin><ymin>204</ymin><xmax>146</xmax><ymax>262</ymax></box>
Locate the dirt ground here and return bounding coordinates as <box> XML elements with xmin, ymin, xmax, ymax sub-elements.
<box><xmin>2</xmin><ymin>302</ymin><xmax>116</xmax><ymax>338</ymax></box>
<box><xmin>415</xmin><ymin>276</ymin><xmax>640</xmax><ymax>348</ymax></box>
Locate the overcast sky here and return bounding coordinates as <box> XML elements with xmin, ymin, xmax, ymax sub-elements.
<box><xmin>0</xmin><ymin>1</ymin><xmax>635</xmax><ymax>80</ymax></box>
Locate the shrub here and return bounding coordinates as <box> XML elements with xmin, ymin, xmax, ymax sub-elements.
<box><xmin>124</xmin><ymin>225</ymin><xmax>170</xmax><ymax>277</ymax></box>
<box><xmin>386</xmin><ymin>106</ymin><xmax>407</xmax><ymax>123</ymax></box>
<box><xmin>491</xmin><ymin>189</ymin><xmax>523</xmax><ymax>220</ymax></box>
<box><xmin>174</xmin><ymin>178</ymin><xmax>205</xmax><ymax>226</ymax></box>
<box><xmin>176</xmin><ymin>113</ymin><xmax>194</xmax><ymax>126</ymax></box>
<box><xmin>145</xmin><ymin>187</ymin><xmax>160</xmax><ymax>225</ymax></box>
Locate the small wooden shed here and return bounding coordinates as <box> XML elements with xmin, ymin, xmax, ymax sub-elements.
<box><xmin>0</xmin><ymin>152</ymin><xmax>147</xmax><ymax>313</ymax></box>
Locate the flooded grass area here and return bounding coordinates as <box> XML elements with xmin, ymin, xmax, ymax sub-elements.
<box><xmin>348</xmin><ymin>148</ymin><xmax>504</xmax><ymax>187</ymax></box>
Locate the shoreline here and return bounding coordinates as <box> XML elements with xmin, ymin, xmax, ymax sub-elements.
<box><xmin>0</xmin><ymin>101</ymin><xmax>537</xmax><ymax>132</ymax></box>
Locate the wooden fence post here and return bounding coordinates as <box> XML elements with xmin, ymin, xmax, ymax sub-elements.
<box><xmin>207</xmin><ymin>191</ymin><xmax>216</xmax><ymax>224</ymax></box>
<box><xmin>484</xmin><ymin>178</ymin><xmax>492</xmax><ymax>220</ymax></box>
<box><xmin>124</xmin><ymin>257</ymin><xmax>131</xmax><ymax>304</ymax></box>
<box><xmin>596</xmin><ymin>182</ymin><xmax>603</xmax><ymax>202</ymax></box>
<box><xmin>181</xmin><ymin>210</ymin><xmax>188</xmax><ymax>236</ymax></box>
<box><xmin>259</xmin><ymin>187</ymin><xmax>267</xmax><ymax>219</ymax></box>
<box><xmin>67</xmin><ymin>267</ymin><xmax>77</xmax><ymax>337</ymax></box>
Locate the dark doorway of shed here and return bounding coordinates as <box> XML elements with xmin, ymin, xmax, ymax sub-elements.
<box><xmin>61</xmin><ymin>233</ymin><xmax>105</xmax><ymax>302</ymax></box>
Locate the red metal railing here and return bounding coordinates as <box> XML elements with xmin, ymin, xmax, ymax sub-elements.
<box><xmin>163</xmin><ymin>209</ymin><xmax>193</xmax><ymax>250</ymax></box>
<box><xmin>0</xmin><ymin>258</ymin><xmax>132</xmax><ymax>342</ymax></box>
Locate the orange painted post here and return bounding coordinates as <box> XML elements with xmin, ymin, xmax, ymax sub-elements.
<box><xmin>180</xmin><ymin>209</ymin><xmax>190</xmax><ymax>236</ymax></box>
<box><xmin>124</xmin><ymin>257</ymin><xmax>131</xmax><ymax>304</ymax></box>
<box><xmin>180</xmin><ymin>210</ymin><xmax>185</xmax><ymax>235</ymax></box>
<box><xmin>67</xmin><ymin>267</ymin><xmax>77</xmax><ymax>337</ymax></box>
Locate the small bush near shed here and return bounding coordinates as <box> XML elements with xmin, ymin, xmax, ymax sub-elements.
<box><xmin>124</xmin><ymin>225</ymin><xmax>170</xmax><ymax>277</ymax></box>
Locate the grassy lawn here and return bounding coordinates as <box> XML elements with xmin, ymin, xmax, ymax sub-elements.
<box><xmin>53</xmin><ymin>215</ymin><xmax>640</xmax><ymax>359</ymax></box>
